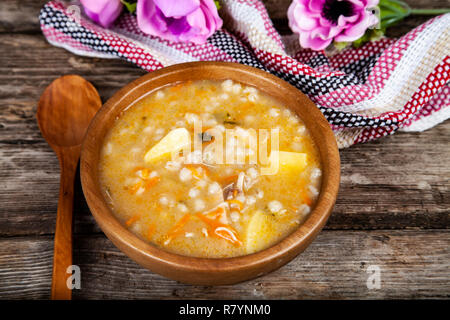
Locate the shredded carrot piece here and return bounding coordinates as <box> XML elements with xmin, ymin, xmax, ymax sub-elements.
<box><xmin>195</xmin><ymin>213</ymin><xmax>218</xmax><ymax>229</ymax></box>
<box><xmin>190</xmin><ymin>167</ymin><xmax>202</xmax><ymax>179</ymax></box>
<box><xmin>125</xmin><ymin>215</ymin><xmax>139</xmax><ymax>227</ymax></box>
<box><xmin>232</xmin><ymin>189</ymin><xmax>238</xmax><ymax>198</ymax></box>
<box><xmin>165</xmin><ymin>214</ymin><xmax>191</xmax><ymax>244</ymax></box>
<box><xmin>144</xmin><ymin>176</ymin><xmax>160</xmax><ymax>189</ymax></box>
<box><xmin>185</xmin><ymin>163</ymin><xmax>210</xmax><ymax>171</ymax></box>
<box><xmin>202</xmin><ymin>206</ymin><xmax>226</xmax><ymax>219</ymax></box>
<box><xmin>185</xmin><ymin>164</ymin><xmax>210</xmax><ymax>179</ymax></box>
<box><xmin>128</xmin><ymin>181</ymin><xmax>143</xmax><ymax>194</ymax></box>
<box><xmin>130</xmin><ymin>168</ymin><xmax>160</xmax><ymax>192</ymax></box>
<box><xmin>133</xmin><ymin>166</ymin><xmax>147</xmax><ymax>172</ymax></box>
<box><xmin>214</xmin><ymin>227</ymin><xmax>242</xmax><ymax>246</ymax></box>
<box><xmin>301</xmin><ymin>190</ymin><xmax>312</xmax><ymax>206</ymax></box>
<box><xmin>195</xmin><ymin>213</ymin><xmax>242</xmax><ymax>246</ymax></box>
<box><xmin>146</xmin><ymin>224</ymin><xmax>156</xmax><ymax>240</ymax></box>
<box><xmin>138</xmin><ymin>168</ymin><xmax>150</xmax><ymax>179</ymax></box>
<box><xmin>227</xmin><ymin>199</ymin><xmax>244</xmax><ymax>211</ymax></box>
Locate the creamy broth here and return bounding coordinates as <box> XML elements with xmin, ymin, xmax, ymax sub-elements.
<box><xmin>99</xmin><ymin>80</ymin><xmax>321</xmax><ymax>258</ymax></box>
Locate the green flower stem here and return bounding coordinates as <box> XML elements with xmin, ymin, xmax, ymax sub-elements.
<box><xmin>410</xmin><ymin>8</ymin><xmax>450</xmax><ymax>15</ymax></box>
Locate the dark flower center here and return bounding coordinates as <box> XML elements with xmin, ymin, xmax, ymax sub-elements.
<box><xmin>322</xmin><ymin>0</ymin><xmax>354</xmax><ymax>24</ymax></box>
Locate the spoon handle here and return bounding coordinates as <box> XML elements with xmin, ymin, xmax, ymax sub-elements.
<box><xmin>51</xmin><ymin>146</ymin><xmax>80</xmax><ymax>300</ymax></box>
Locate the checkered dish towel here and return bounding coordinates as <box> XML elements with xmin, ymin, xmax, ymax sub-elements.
<box><xmin>40</xmin><ymin>0</ymin><xmax>450</xmax><ymax>148</ymax></box>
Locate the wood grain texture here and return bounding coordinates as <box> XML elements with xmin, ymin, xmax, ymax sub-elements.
<box><xmin>0</xmin><ymin>230</ymin><xmax>448</xmax><ymax>299</ymax></box>
<box><xmin>0</xmin><ymin>0</ymin><xmax>45</xmax><ymax>33</ymax></box>
<box><xmin>0</xmin><ymin>0</ymin><xmax>449</xmax><ymax>299</ymax></box>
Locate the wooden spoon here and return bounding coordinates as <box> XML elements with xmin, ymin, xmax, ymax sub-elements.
<box><xmin>37</xmin><ymin>75</ymin><xmax>101</xmax><ymax>300</ymax></box>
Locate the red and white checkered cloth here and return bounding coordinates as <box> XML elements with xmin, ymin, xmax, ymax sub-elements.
<box><xmin>40</xmin><ymin>0</ymin><xmax>449</xmax><ymax>148</ymax></box>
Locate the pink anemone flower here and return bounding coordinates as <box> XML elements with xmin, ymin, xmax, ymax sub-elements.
<box><xmin>288</xmin><ymin>0</ymin><xmax>379</xmax><ymax>50</ymax></box>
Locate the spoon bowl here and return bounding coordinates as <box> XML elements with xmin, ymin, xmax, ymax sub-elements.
<box><xmin>37</xmin><ymin>75</ymin><xmax>100</xmax><ymax>148</ymax></box>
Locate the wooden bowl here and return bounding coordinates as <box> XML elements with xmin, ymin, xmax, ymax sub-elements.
<box><xmin>80</xmin><ymin>62</ymin><xmax>340</xmax><ymax>285</ymax></box>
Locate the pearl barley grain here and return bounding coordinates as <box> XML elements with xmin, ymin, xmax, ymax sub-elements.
<box><xmin>230</xmin><ymin>211</ymin><xmax>240</xmax><ymax>222</ymax></box>
<box><xmin>308</xmin><ymin>185</ymin><xmax>319</xmax><ymax>197</ymax></box>
<box><xmin>298</xmin><ymin>204</ymin><xmax>311</xmax><ymax>216</ymax></box>
<box><xmin>194</xmin><ymin>199</ymin><xmax>205</xmax><ymax>211</ymax></box>
<box><xmin>189</xmin><ymin>188</ymin><xmax>200</xmax><ymax>198</ymax></box>
<box><xmin>268</xmin><ymin>200</ymin><xmax>283</xmax><ymax>213</ymax></box>
<box><xmin>208</xmin><ymin>182</ymin><xmax>221</xmax><ymax>194</ymax></box>
<box><xmin>269</xmin><ymin>108</ymin><xmax>280</xmax><ymax>117</ymax></box>
<box><xmin>155</xmin><ymin>90</ymin><xmax>164</xmax><ymax>99</ymax></box>
<box><xmin>159</xmin><ymin>196</ymin><xmax>169</xmax><ymax>206</ymax></box>
<box><xmin>222</xmin><ymin>79</ymin><xmax>233</xmax><ymax>92</ymax></box>
<box><xmin>179</xmin><ymin>167</ymin><xmax>192</xmax><ymax>182</ymax></box>
<box><xmin>311</xmin><ymin>168</ymin><xmax>322</xmax><ymax>179</ymax></box>
<box><xmin>177</xmin><ymin>203</ymin><xmax>188</xmax><ymax>213</ymax></box>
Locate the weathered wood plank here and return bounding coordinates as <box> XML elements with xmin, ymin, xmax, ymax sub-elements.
<box><xmin>0</xmin><ymin>236</ymin><xmax>53</xmax><ymax>299</ymax></box>
<box><xmin>0</xmin><ymin>33</ymin><xmax>448</xmax><ymax>236</ymax></box>
<box><xmin>0</xmin><ymin>0</ymin><xmax>447</xmax><ymax>35</ymax></box>
<box><xmin>0</xmin><ymin>230</ymin><xmax>448</xmax><ymax>299</ymax></box>
<box><xmin>1</xmin><ymin>124</ymin><xmax>448</xmax><ymax>237</ymax></box>
<box><xmin>0</xmin><ymin>34</ymin><xmax>145</xmax><ymax>104</ymax></box>
<box><xmin>0</xmin><ymin>0</ymin><xmax>45</xmax><ymax>33</ymax></box>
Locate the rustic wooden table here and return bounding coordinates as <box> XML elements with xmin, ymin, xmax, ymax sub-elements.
<box><xmin>0</xmin><ymin>0</ymin><xmax>449</xmax><ymax>299</ymax></box>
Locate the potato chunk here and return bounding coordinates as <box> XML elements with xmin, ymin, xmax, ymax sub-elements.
<box><xmin>144</xmin><ymin>128</ymin><xmax>190</xmax><ymax>163</ymax></box>
<box><xmin>266</xmin><ymin>151</ymin><xmax>307</xmax><ymax>175</ymax></box>
<box><xmin>245</xmin><ymin>210</ymin><xmax>276</xmax><ymax>254</ymax></box>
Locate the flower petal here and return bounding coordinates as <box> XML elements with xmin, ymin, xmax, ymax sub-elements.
<box><xmin>137</xmin><ymin>0</ymin><xmax>221</xmax><ymax>44</ymax></box>
<box><xmin>337</xmin><ymin>13</ymin><xmax>359</xmax><ymax>27</ymax></box>
<box><xmin>307</xmin><ymin>0</ymin><xmax>326</xmax><ymax>13</ymax></box>
<box><xmin>184</xmin><ymin>7</ymin><xmax>208</xmax><ymax>41</ymax></box>
<box><xmin>299</xmin><ymin>31</ymin><xmax>332</xmax><ymax>51</ymax></box>
<box><xmin>294</xmin><ymin>6</ymin><xmax>319</xmax><ymax>30</ymax></box>
<box><xmin>311</xmin><ymin>25</ymin><xmax>342</xmax><ymax>39</ymax></box>
<box><xmin>335</xmin><ymin>12</ymin><xmax>375</xmax><ymax>42</ymax></box>
<box><xmin>81</xmin><ymin>0</ymin><xmax>122</xmax><ymax>27</ymax></box>
<box><xmin>288</xmin><ymin>2</ymin><xmax>321</xmax><ymax>33</ymax></box>
<box><xmin>201</xmin><ymin>0</ymin><xmax>223</xmax><ymax>29</ymax></box>
<box><xmin>80</xmin><ymin>0</ymin><xmax>111</xmax><ymax>13</ymax></box>
<box><xmin>167</xmin><ymin>17</ymin><xmax>191</xmax><ymax>36</ymax></box>
<box><xmin>154</xmin><ymin>0</ymin><xmax>200</xmax><ymax>18</ymax></box>
<box><xmin>137</xmin><ymin>1</ymin><xmax>169</xmax><ymax>38</ymax></box>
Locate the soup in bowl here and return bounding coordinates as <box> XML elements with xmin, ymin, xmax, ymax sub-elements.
<box><xmin>81</xmin><ymin>62</ymin><xmax>340</xmax><ymax>284</ymax></box>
